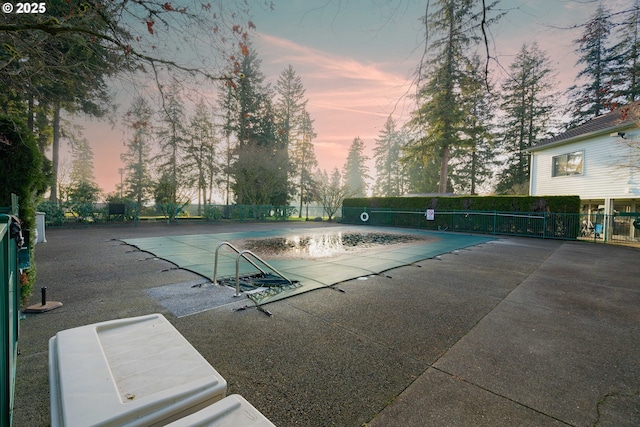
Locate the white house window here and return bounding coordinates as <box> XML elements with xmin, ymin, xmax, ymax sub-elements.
<box><xmin>552</xmin><ymin>151</ymin><xmax>583</xmax><ymax>177</ymax></box>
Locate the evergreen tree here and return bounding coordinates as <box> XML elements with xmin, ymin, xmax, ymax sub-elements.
<box><xmin>155</xmin><ymin>87</ymin><xmax>187</xmax><ymax>210</ymax></box>
<box><xmin>342</xmin><ymin>137</ymin><xmax>370</xmax><ymax>197</ymax></box>
<box><xmin>450</xmin><ymin>56</ymin><xmax>496</xmax><ymax>195</ymax></box>
<box><xmin>612</xmin><ymin>0</ymin><xmax>640</xmax><ymax>103</ymax></box>
<box><xmin>2</xmin><ymin>1</ymin><xmax>262</xmax><ymax>205</ymax></box>
<box><xmin>67</xmin><ymin>127</ymin><xmax>96</xmax><ymax>187</ymax></box>
<box><xmin>186</xmin><ymin>99</ymin><xmax>218</xmax><ymax>214</ymax></box>
<box><xmin>566</xmin><ymin>5</ymin><xmax>616</xmax><ymax>126</ymax></box>
<box><xmin>497</xmin><ymin>42</ymin><xmax>557</xmax><ymax>194</ymax></box>
<box><xmin>275</xmin><ymin>65</ymin><xmax>308</xmax><ymax>202</ymax></box>
<box><xmin>30</xmin><ymin>103</ymin><xmax>53</xmax><ymax>156</ymax></box>
<box><xmin>373</xmin><ymin>116</ymin><xmax>404</xmax><ymax>196</ymax></box>
<box><xmin>2</xmin><ymin>0</ymin><xmax>126</xmax><ymax>204</ymax></box>
<box><xmin>121</xmin><ymin>96</ymin><xmax>154</xmax><ymax>207</ymax></box>
<box><xmin>218</xmin><ymin>83</ymin><xmax>237</xmax><ymax>207</ymax></box>
<box><xmin>401</xmin><ymin>129</ymin><xmax>442</xmax><ymax>194</ymax></box>
<box><xmin>294</xmin><ymin>109</ymin><xmax>318</xmax><ymax>217</ymax></box>
<box><xmin>65</xmin><ymin>125</ymin><xmax>101</xmax><ymax>222</ymax></box>
<box><xmin>228</xmin><ymin>44</ymin><xmax>283</xmax><ymax>205</ymax></box>
<box><xmin>232</xmin><ymin>145</ymin><xmax>287</xmax><ymax>207</ymax></box>
<box><xmin>406</xmin><ymin>0</ymin><xmax>497</xmax><ymax>193</ymax></box>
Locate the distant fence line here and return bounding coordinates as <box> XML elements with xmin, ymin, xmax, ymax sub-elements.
<box><xmin>341</xmin><ymin>207</ymin><xmax>640</xmax><ymax>244</ymax></box>
<box><xmin>34</xmin><ymin>202</ymin><xmax>640</xmax><ymax>244</ymax></box>
<box><xmin>37</xmin><ymin>202</ymin><xmax>335</xmax><ymax>226</ymax></box>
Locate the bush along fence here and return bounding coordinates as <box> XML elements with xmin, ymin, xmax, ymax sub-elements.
<box><xmin>36</xmin><ymin>202</ymin><xmax>334</xmax><ymax>226</ymax></box>
<box><xmin>343</xmin><ymin>206</ymin><xmax>589</xmax><ymax>240</ymax></box>
<box><xmin>342</xmin><ymin>195</ymin><xmax>590</xmax><ymax>241</ymax></box>
<box><xmin>343</xmin><ymin>196</ymin><xmax>640</xmax><ymax>244</ymax></box>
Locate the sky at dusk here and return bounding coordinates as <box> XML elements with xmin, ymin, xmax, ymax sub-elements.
<box><xmin>71</xmin><ymin>0</ymin><xmax>633</xmax><ymax>199</ymax></box>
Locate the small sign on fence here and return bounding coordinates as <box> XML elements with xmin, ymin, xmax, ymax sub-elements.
<box><xmin>425</xmin><ymin>209</ymin><xmax>435</xmax><ymax>221</ymax></box>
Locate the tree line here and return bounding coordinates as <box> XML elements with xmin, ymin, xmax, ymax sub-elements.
<box><xmin>380</xmin><ymin>1</ymin><xmax>640</xmax><ymax>197</ymax></box>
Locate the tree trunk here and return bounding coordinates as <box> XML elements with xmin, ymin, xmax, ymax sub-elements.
<box><xmin>438</xmin><ymin>143</ymin><xmax>450</xmax><ymax>193</ymax></box>
<box><xmin>298</xmin><ymin>175</ymin><xmax>304</xmax><ymax>218</ymax></box>
<box><xmin>49</xmin><ymin>102</ymin><xmax>61</xmax><ymax>204</ymax></box>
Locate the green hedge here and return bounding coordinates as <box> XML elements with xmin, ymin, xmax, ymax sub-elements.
<box><xmin>342</xmin><ymin>196</ymin><xmax>582</xmax><ymax>239</ymax></box>
<box><xmin>343</xmin><ymin>195</ymin><xmax>580</xmax><ymax>213</ymax></box>
<box><xmin>0</xmin><ymin>116</ymin><xmax>49</xmax><ymax>304</ymax></box>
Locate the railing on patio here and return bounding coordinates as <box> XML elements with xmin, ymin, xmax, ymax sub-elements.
<box><xmin>598</xmin><ymin>212</ymin><xmax>640</xmax><ymax>244</ymax></box>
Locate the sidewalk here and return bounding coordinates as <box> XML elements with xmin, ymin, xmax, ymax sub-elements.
<box><xmin>13</xmin><ymin>222</ymin><xmax>640</xmax><ymax>426</ymax></box>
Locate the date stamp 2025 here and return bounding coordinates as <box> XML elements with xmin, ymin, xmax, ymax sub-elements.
<box><xmin>2</xmin><ymin>2</ymin><xmax>47</xmax><ymax>14</ymax></box>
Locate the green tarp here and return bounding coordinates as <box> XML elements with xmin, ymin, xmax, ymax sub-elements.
<box><xmin>123</xmin><ymin>226</ymin><xmax>493</xmax><ymax>305</ymax></box>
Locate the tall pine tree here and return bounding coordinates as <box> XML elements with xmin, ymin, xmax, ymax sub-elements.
<box><xmin>155</xmin><ymin>87</ymin><xmax>188</xmax><ymax>214</ymax></box>
<box><xmin>67</xmin><ymin>126</ymin><xmax>97</xmax><ymax>187</ymax></box>
<box><xmin>275</xmin><ymin>65</ymin><xmax>308</xmax><ymax>204</ymax></box>
<box><xmin>186</xmin><ymin>99</ymin><xmax>218</xmax><ymax>214</ymax></box>
<box><xmin>450</xmin><ymin>56</ymin><xmax>496</xmax><ymax>195</ymax></box>
<box><xmin>406</xmin><ymin>0</ymin><xmax>498</xmax><ymax>193</ymax></box>
<box><xmin>497</xmin><ymin>42</ymin><xmax>557</xmax><ymax>194</ymax></box>
<box><xmin>566</xmin><ymin>5</ymin><xmax>616</xmax><ymax>127</ymax></box>
<box><xmin>373</xmin><ymin>116</ymin><xmax>404</xmax><ymax>196</ymax></box>
<box><xmin>227</xmin><ymin>44</ymin><xmax>283</xmax><ymax>205</ymax></box>
<box><xmin>612</xmin><ymin>0</ymin><xmax>640</xmax><ymax>103</ymax></box>
<box><xmin>343</xmin><ymin>137</ymin><xmax>369</xmax><ymax>197</ymax></box>
<box><xmin>294</xmin><ymin>109</ymin><xmax>318</xmax><ymax>217</ymax></box>
<box><xmin>121</xmin><ymin>96</ymin><xmax>154</xmax><ymax>207</ymax></box>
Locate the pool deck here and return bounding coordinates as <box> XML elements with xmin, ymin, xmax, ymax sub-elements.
<box><xmin>14</xmin><ymin>221</ymin><xmax>640</xmax><ymax>426</ymax></box>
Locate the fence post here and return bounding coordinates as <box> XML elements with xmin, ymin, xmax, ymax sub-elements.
<box><xmin>1</xmin><ymin>214</ymin><xmax>19</xmax><ymax>427</ymax></box>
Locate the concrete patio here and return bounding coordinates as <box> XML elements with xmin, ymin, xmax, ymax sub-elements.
<box><xmin>13</xmin><ymin>221</ymin><xmax>640</xmax><ymax>426</ymax></box>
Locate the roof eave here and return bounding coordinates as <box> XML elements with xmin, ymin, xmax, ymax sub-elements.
<box><xmin>527</xmin><ymin>121</ymin><xmax>636</xmax><ymax>153</ymax></box>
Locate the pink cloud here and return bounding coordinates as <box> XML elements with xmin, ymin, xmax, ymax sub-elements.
<box><xmin>254</xmin><ymin>32</ymin><xmax>413</xmax><ymax>176</ymax></box>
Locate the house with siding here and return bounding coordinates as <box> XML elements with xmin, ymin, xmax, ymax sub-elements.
<box><xmin>527</xmin><ymin>104</ymin><xmax>640</xmax><ymax>242</ymax></box>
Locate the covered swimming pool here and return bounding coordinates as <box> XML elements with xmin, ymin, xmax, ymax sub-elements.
<box><xmin>122</xmin><ymin>226</ymin><xmax>493</xmax><ymax>311</ymax></box>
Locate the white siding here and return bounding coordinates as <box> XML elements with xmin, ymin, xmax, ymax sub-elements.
<box><xmin>530</xmin><ymin>134</ymin><xmax>636</xmax><ymax>198</ymax></box>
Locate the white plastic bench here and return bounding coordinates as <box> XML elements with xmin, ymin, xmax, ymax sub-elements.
<box><xmin>49</xmin><ymin>313</ymin><xmax>228</xmax><ymax>426</ymax></box>
<box><xmin>166</xmin><ymin>394</ymin><xmax>275</xmax><ymax>426</ymax></box>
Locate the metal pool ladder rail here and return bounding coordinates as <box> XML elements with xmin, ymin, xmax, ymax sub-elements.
<box><xmin>213</xmin><ymin>242</ymin><xmax>293</xmax><ymax>297</ymax></box>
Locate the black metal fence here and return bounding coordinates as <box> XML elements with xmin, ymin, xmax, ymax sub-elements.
<box><xmin>33</xmin><ymin>201</ymin><xmax>640</xmax><ymax>245</ymax></box>
<box><xmin>37</xmin><ymin>202</ymin><xmax>336</xmax><ymax>226</ymax></box>
<box><xmin>342</xmin><ymin>207</ymin><xmax>640</xmax><ymax>244</ymax></box>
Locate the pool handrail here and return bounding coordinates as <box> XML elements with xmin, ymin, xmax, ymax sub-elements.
<box><xmin>235</xmin><ymin>250</ymin><xmax>293</xmax><ymax>296</ymax></box>
<box><xmin>213</xmin><ymin>242</ymin><xmax>266</xmax><ymax>286</ymax></box>
<box><xmin>214</xmin><ymin>242</ymin><xmax>294</xmax><ymax>297</ymax></box>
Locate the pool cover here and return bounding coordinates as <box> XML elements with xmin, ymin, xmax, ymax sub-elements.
<box><xmin>123</xmin><ymin>226</ymin><xmax>493</xmax><ymax>306</ymax></box>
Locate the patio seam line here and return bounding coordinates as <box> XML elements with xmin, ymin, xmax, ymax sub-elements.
<box><xmin>427</xmin><ymin>366</ymin><xmax>575</xmax><ymax>426</ymax></box>
<box><xmin>368</xmin><ymin>241</ymin><xmax>572</xmax><ymax>425</ymax></box>
<box><xmin>430</xmin><ymin>241</ymin><xmax>565</xmax><ymax>368</ymax></box>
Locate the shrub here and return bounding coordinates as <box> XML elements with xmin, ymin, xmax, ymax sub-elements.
<box><xmin>67</xmin><ymin>182</ymin><xmax>101</xmax><ymax>222</ymax></box>
<box><xmin>0</xmin><ymin>115</ymin><xmax>49</xmax><ymax>304</ymax></box>
<box><xmin>37</xmin><ymin>201</ymin><xmax>66</xmax><ymax>226</ymax></box>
